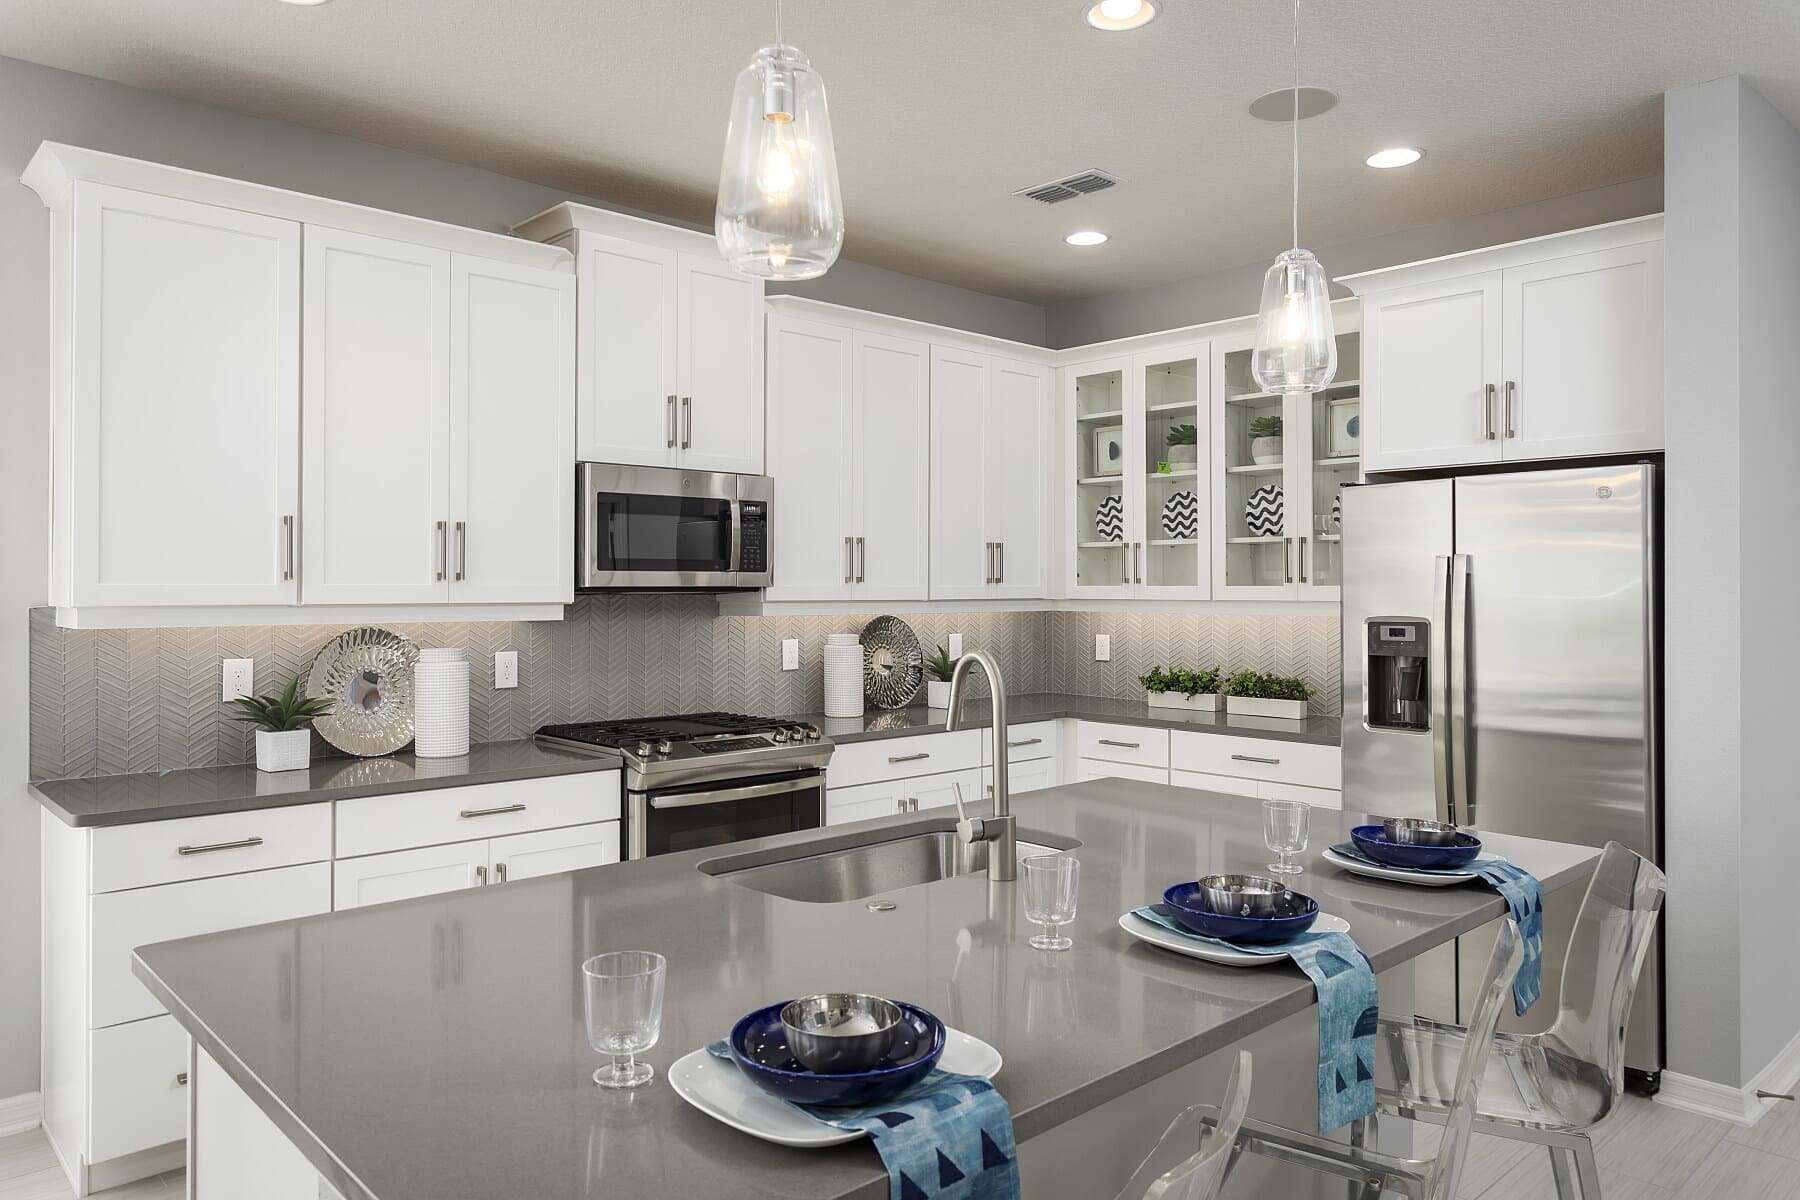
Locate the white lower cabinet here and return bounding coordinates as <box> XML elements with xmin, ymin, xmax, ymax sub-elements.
<box><xmin>87</xmin><ymin>1016</ymin><xmax>190</xmax><ymax>1166</ymax></box>
<box><xmin>490</xmin><ymin>822</ymin><xmax>621</xmax><ymax>881</ymax></box>
<box><xmin>192</xmin><ymin>1047</ymin><xmax>321</xmax><ymax>1200</ymax></box>
<box><xmin>1007</xmin><ymin>757</ymin><xmax>1058</xmax><ymax>795</ymax></box>
<box><xmin>1077</xmin><ymin>759</ymin><xmax>1171</xmax><ymax>785</ymax></box>
<box><xmin>1168</xmin><ymin>769</ymin><xmax>1261</xmax><ymax>799</ymax></box>
<box><xmin>906</xmin><ymin>768</ymin><xmax>983</xmax><ymax>813</ymax></box>
<box><xmin>334</xmin><ymin>820</ymin><xmax>621</xmax><ymax>909</ymax></box>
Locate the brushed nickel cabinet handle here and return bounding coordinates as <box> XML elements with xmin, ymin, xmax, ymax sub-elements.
<box><xmin>1007</xmin><ymin>738</ymin><xmax>1043</xmax><ymax>748</ymax></box>
<box><xmin>175</xmin><ymin>1072</ymin><xmax>188</xmax><ymax>1086</ymax></box>
<box><xmin>177</xmin><ymin>836</ymin><xmax>264</xmax><ymax>856</ymax></box>
<box><xmin>435</xmin><ymin>520</ymin><xmax>448</xmax><ymax>582</ymax></box>
<box><xmin>888</xmin><ymin>752</ymin><xmax>930</xmax><ymax>764</ymax></box>
<box><xmin>1504</xmin><ymin>380</ymin><xmax>1518</xmax><ymax>438</ymax></box>
<box><xmin>907</xmin><ymin>796</ymin><xmax>918</xmax><ymax>812</ymax></box>
<box><xmin>454</xmin><ymin>521</ymin><xmax>467</xmax><ymax>582</ymax></box>
<box><xmin>1230</xmin><ymin>754</ymin><xmax>1281</xmax><ymax>765</ymax></box>
<box><xmin>681</xmin><ymin>395</ymin><xmax>692</xmax><ymax>450</ymax></box>
<box><xmin>895</xmin><ymin>796</ymin><xmax>906</xmax><ymax>814</ymax></box>
<box><xmin>281</xmin><ymin>515</ymin><xmax>295</xmax><ymax>581</ymax></box>
<box><xmin>1134</xmin><ymin>542</ymin><xmax>1143</xmax><ymax>585</ymax></box>
<box><xmin>666</xmin><ymin>394</ymin><xmax>677</xmax><ymax>449</ymax></box>
<box><xmin>855</xmin><ymin>536</ymin><xmax>865</xmax><ymax>583</ymax></box>
<box><xmin>1121</xmin><ymin>544</ymin><xmax>1130</xmax><ymax>585</ymax></box>
<box><xmin>459</xmin><ymin>803</ymin><xmax>526</xmax><ymax>819</ymax></box>
<box><xmin>1097</xmin><ymin>738</ymin><xmax>1139</xmax><ymax>749</ymax></box>
<box><xmin>474</xmin><ymin>865</ymin><xmax>487</xmax><ymax>885</ymax></box>
<box><xmin>494</xmin><ymin>862</ymin><xmax>508</xmax><ymax>883</ymax></box>
<box><xmin>997</xmin><ymin>541</ymin><xmax>1006</xmax><ymax>584</ymax></box>
<box><xmin>985</xmin><ymin>542</ymin><xmax>995</xmax><ymax>585</ymax></box>
<box><xmin>1298</xmin><ymin>535</ymin><xmax>1309</xmax><ymax>584</ymax></box>
<box><xmin>1283</xmin><ymin>537</ymin><xmax>1294</xmax><ymax>584</ymax></box>
<box><xmin>1484</xmin><ymin>383</ymin><xmax>1497</xmax><ymax>440</ymax></box>
<box><xmin>845</xmin><ymin>536</ymin><xmax>854</xmax><ymax>585</ymax></box>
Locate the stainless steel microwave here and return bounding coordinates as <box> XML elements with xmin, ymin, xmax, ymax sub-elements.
<box><xmin>577</xmin><ymin>463</ymin><xmax>772</xmax><ymax>591</ymax></box>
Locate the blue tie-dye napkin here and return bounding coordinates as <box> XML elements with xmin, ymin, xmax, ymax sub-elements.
<box><xmin>705</xmin><ymin>1040</ymin><xmax>1018</xmax><ymax>1200</ymax></box>
<box><xmin>1329</xmin><ymin>842</ymin><xmax>1544</xmax><ymax>1015</ymax></box>
<box><xmin>1131</xmin><ymin>905</ymin><xmax>1378</xmax><ymax>1133</ymax></box>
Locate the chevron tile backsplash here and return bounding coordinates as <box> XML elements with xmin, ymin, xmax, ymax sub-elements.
<box><xmin>28</xmin><ymin>602</ymin><xmax>1338</xmax><ymax>780</ymax></box>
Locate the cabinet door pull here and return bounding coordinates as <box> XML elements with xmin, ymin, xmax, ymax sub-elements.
<box><xmin>666</xmin><ymin>394</ymin><xmax>677</xmax><ymax>449</ymax></box>
<box><xmin>1097</xmin><ymin>738</ymin><xmax>1140</xmax><ymax>749</ymax></box>
<box><xmin>906</xmin><ymin>796</ymin><xmax>918</xmax><ymax>812</ymax></box>
<box><xmin>1298</xmin><ymin>535</ymin><xmax>1309</xmax><ymax>584</ymax></box>
<box><xmin>895</xmin><ymin>796</ymin><xmax>906</xmax><ymax>813</ymax></box>
<box><xmin>1136</xmin><ymin>542</ymin><xmax>1144</xmax><ymax>584</ymax></box>
<box><xmin>1230</xmin><ymin>754</ymin><xmax>1281</xmax><ymax>765</ymax></box>
<box><xmin>1483</xmin><ymin>383</ymin><xmax>1497</xmax><ymax>440</ymax></box>
<box><xmin>844</xmin><ymin>536</ymin><xmax>854</xmax><ymax>585</ymax></box>
<box><xmin>888</xmin><ymin>752</ymin><xmax>930</xmax><ymax>764</ymax></box>
<box><xmin>494</xmin><ymin>862</ymin><xmax>508</xmax><ymax>883</ymax></box>
<box><xmin>1007</xmin><ymin>737</ymin><xmax>1043</xmax><ymax>749</ymax></box>
<box><xmin>854</xmin><ymin>536</ymin><xmax>865</xmax><ymax>583</ymax></box>
<box><xmin>175</xmin><ymin>1072</ymin><xmax>189</xmax><ymax>1087</ymax></box>
<box><xmin>475</xmin><ymin>865</ymin><xmax>487</xmax><ymax>885</ymax></box>
<box><xmin>454</xmin><ymin>521</ymin><xmax>467</xmax><ymax>582</ymax></box>
<box><xmin>435</xmin><ymin>520</ymin><xmax>448</xmax><ymax>581</ymax></box>
<box><xmin>681</xmin><ymin>395</ymin><xmax>693</xmax><ymax>450</ymax></box>
<box><xmin>999</xmin><ymin>541</ymin><xmax>1006</xmax><ymax>584</ymax></box>
<box><xmin>985</xmin><ymin>542</ymin><xmax>995</xmax><ymax>585</ymax></box>
<box><xmin>1121</xmin><ymin>544</ymin><xmax>1130</xmax><ymax>585</ymax></box>
<box><xmin>1504</xmin><ymin>380</ymin><xmax>1518</xmax><ymax>438</ymax></box>
<box><xmin>281</xmin><ymin>515</ymin><xmax>295</xmax><ymax>581</ymax></box>
<box><xmin>1283</xmin><ymin>538</ymin><xmax>1294</xmax><ymax>584</ymax></box>
<box><xmin>177</xmin><ymin>836</ymin><xmax>264</xmax><ymax>856</ymax></box>
<box><xmin>459</xmin><ymin>803</ymin><xmax>527</xmax><ymax>819</ymax></box>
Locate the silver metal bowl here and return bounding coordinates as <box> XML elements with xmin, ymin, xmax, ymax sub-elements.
<box><xmin>1382</xmin><ymin>817</ymin><xmax>1462</xmax><ymax>846</ymax></box>
<box><xmin>780</xmin><ymin>993</ymin><xmax>903</xmax><ymax>1074</ymax></box>
<box><xmin>1194</xmin><ymin>873</ymin><xmax>1291</xmax><ymax>918</ymax></box>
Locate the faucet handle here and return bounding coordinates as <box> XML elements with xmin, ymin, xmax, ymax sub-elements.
<box><xmin>951</xmin><ymin>781</ymin><xmax>986</xmax><ymax>846</ymax></box>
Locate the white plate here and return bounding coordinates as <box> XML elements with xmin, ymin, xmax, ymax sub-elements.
<box><xmin>1320</xmin><ymin>846</ymin><xmax>1481</xmax><ymax>887</ymax></box>
<box><xmin>1118</xmin><ymin>910</ymin><xmax>1351</xmax><ymax>967</ymax></box>
<box><xmin>668</xmin><ymin>1028</ymin><xmax>1004</xmax><ymax>1148</ymax></box>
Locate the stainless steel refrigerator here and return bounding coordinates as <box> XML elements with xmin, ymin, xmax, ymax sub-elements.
<box><xmin>1340</xmin><ymin>462</ymin><xmax>1661</xmax><ymax>1082</ymax></box>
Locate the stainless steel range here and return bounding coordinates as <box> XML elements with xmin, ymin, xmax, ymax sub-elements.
<box><xmin>535</xmin><ymin>713</ymin><xmax>833</xmax><ymax>860</ymax></box>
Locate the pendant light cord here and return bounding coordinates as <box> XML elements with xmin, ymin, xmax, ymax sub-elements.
<box><xmin>776</xmin><ymin>0</ymin><xmax>785</xmax><ymax>46</ymax></box>
<box><xmin>1290</xmin><ymin>0</ymin><xmax>1300</xmax><ymax>251</ymax></box>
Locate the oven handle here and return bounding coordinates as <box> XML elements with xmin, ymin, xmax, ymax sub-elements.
<box><xmin>648</xmin><ymin>775</ymin><xmax>820</xmax><ymax>809</ymax></box>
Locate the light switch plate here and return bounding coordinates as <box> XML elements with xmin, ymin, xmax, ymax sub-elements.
<box><xmin>1094</xmin><ymin>634</ymin><xmax>1111</xmax><ymax>662</ymax></box>
<box><xmin>493</xmin><ymin>651</ymin><xmax>519</xmax><ymax>689</ymax></box>
<box><xmin>781</xmin><ymin>638</ymin><xmax>800</xmax><ymax>671</ymax></box>
<box><xmin>222</xmin><ymin>658</ymin><xmax>254</xmax><ymax>702</ymax></box>
<box><xmin>947</xmin><ymin>633</ymin><xmax>964</xmax><ymax>658</ymax></box>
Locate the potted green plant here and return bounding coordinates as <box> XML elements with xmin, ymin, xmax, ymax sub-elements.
<box><xmin>1165</xmin><ymin>423</ymin><xmax>1199</xmax><ymax>466</ymax></box>
<box><xmin>228</xmin><ymin>675</ymin><xmax>335</xmax><ymax>772</ymax></box>
<box><xmin>1138</xmin><ymin>665</ymin><xmax>1224</xmax><ymax>712</ymax></box>
<box><xmin>1248</xmin><ymin>414</ymin><xmax>1284</xmax><ymax>465</ymax></box>
<box><xmin>1222</xmin><ymin>670</ymin><xmax>1313</xmax><ymax>720</ymax></box>
<box><xmin>926</xmin><ymin>644</ymin><xmax>956</xmax><ymax>708</ymax></box>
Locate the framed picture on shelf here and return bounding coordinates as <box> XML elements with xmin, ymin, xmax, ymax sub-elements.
<box><xmin>1092</xmin><ymin>425</ymin><xmax>1126</xmax><ymax>476</ymax></box>
<box><xmin>1326</xmin><ymin>397</ymin><xmax>1361</xmax><ymax>457</ymax></box>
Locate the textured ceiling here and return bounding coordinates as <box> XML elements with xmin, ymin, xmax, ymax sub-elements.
<box><xmin>2</xmin><ymin>0</ymin><xmax>1794</xmax><ymax>304</ymax></box>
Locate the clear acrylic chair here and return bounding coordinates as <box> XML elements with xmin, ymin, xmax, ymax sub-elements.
<box><xmin>1152</xmin><ymin>919</ymin><xmax>1523</xmax><ymax>1200</ymax></box>
<box><xmin>1113</xmin><ymin>1050</ymin><xmax>1252</xmax><ymax>1200</ymax></box>
<box><xmin>1372</xmin><ymin>841</ymin><xmax>1667</xmax><ymax>1200</ymax></box>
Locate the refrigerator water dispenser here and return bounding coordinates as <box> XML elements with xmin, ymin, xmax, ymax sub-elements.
<box><xmin>1366</xmin><ymin>619</ymin><xmax>1429</xmax><ymax>731</ymax></box>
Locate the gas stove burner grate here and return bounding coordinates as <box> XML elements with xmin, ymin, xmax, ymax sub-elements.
<box><xmin>536</xmin><ymin>712</ymin><xmax>803</xmax><ymax>750</ymax></box>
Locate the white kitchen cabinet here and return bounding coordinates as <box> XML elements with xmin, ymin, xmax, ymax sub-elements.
<box><xmin>332</xmin><ymin>838</ymin><xmax>490</xmax><ymax>910</ymax></box>
<box><xmin>852</xmin><ymin>330</ymin><xmax>931</xmax><ymax>600</ymax></box>
<box><xmin>489</xmin><ymin>821</ymin><xmax>621</xmax><ymax>882</ymax></box>
<box><xmin>514</xmin><ymin>204</ymin><xmax>765</xmax><ymax>475</ymax></box>
<box><xmin>1008</xmin><ymin>757</ymin><xmax>1059</xmax><ymax>795</ymax></box>
<box><xmin>1077</xmin><ymin>759</ymin><xmax>1170</xmax><ymax>785</ymax></box>
<box><xmin>907</xmin><ymin>768</ymin><xmax>984</xmax><ymax>812</ymax></box>
<box><xmin>827</xmin><ymin>779</ymin><xmax>910</xmax><ymax>825</ymax></box>
<box><xmin>1347</xmin><ymin>218</ymin><xmax>1663</xmax><ymax>472</ymax></box>
<box><xmin>1169</xmin><ymin>769</ymin><xmax>1262</xmax><ymax>799</ymax></box>
<box><xmin>49</xmin><ymin>183</ymin><xmax>301</xmax><ymax>609</ymax></box>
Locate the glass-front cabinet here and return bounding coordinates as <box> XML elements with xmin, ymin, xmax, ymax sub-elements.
<box><xmin>1064</xmin><ymin>345</ymin><xmax>1212</xmax><ymax>600</ymax></box>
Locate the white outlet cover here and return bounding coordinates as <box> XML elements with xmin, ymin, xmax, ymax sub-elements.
<box><xmin>493</xmin><ymin>651</ymin><xmax>519</xmax><ymax>689</ymax></box>
<box><xmin>222</xmin><ymin>658</ymin><xmax>254</xmax><ymax>702</ymax></box>
<box><xmin>781</xmin><ymin>638</ymin><xmax>800</xmax><ymax>671</ymax></box>
<box><xmin>947</xmin><ymin>633</ymin><xmax>964</xmax><ymax>658</ymax></box>
<box><xmin>1095</xmin><ymin>634</ymin><xmax>1111</xmax><ymax>662</ymax></box>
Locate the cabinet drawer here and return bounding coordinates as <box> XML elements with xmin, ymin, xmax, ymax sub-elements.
<box><xmin>827</xmin><ymin>730</ymin><xmax>982</xmax><ymax>788</ymax></box>
<box><xmin>1170</xmin><ymin>769</ymin><xmax>1262</xmax><ymax>799</ymax></box>
<box><xmin>91</xmin><ymin>862</ymin><xmax>331</xmax><ymax>1029</ymax></box>
<box><xmin>1077</xmin><ymin>758</ymin><xmax>1169</xmax><ymax>785</ymax></box>
<box><xmin>981</xmin><ymin>721</ymin><xmax>1058</xmax><ymax>765</ymax></box>
<box><xmin>91</xmin><ymin>804</ymin><xmax>331</xmax><ymax>894</ymax></box>
<box><xmin>335</xmin><ymin>772</ymin><xmax>621</xmax><ymax>858</ymax></box>
<box><xmin>89</xmin><ymin>1013</ymin><xmax>189</xmax><ymax>1163</ymax></box>
<box><xmin>1074</xmin><ymin>722</ymin><xmax>1169</xmax><ymax>767</ymax></box>
<box><xmin>1169</xmin><ymin>732</ymin><xmax>1340</xmax><ymax>790</ymax></box>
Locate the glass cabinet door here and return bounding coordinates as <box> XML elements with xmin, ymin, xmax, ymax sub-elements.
<box><xmin>1068</xmin><ymin>361</ymin><xmax>1131</xmax><ymax>594</ymax></box>
<box><xmin>1212</xmin><ymin>336</ymin><xmax>1295</xmax><ymax>597</ymax></box>
<box><xmin>1297</xmin><ymin>330</ymin><xmax>1361</xmax><ymax>597</ymax></box>
<box><xmin>1136</xmin><ymin>347</ymin><xmax>1209</xmax><ymax>597</ymax></box>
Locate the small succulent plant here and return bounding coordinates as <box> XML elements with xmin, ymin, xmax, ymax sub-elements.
<box><xmin>926</xmin><ymin>644</ymin><xmax>957</xmax><ymax>683</ymax></box>
<box><xmin>227</xmin><ymin>674</ymin><xmax>334</xmax><ymax>732</ymax></box>
<box><xmin>1248</xmin><ymin>415</ymin><xmax>1284</xmax><ymax>440</ymax></box>
<box><xmin>1166</xmin><ymin>423</ymin><xmax>1198</xmax><ymax>447</ymax></box>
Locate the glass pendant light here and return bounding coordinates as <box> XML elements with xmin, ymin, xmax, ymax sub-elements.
<box><xmin>1252</xmin><ymin>0</ymin><xmax>1336</xmax><ymax>394</ymax></box>
<box><xmin>715</xmin><ymin>0</ymin><xmax>843</xmax><ymax>280</ymax></box>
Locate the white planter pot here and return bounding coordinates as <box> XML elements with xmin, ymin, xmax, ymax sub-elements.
<box><xmin>927</xmin><ymin>680</ymin><xmax>952</xmax><ymax>709</ymax></box>
<box><xmin>1166</xmin><ymin>444</ymin><xmax>1198</xmax><ymax>466</ymax></box>
<box><xmin>1146</xmin><ymin>690</ymin><xmax>1222</xmax><ymax>712</ymax></box>
<box><xmin>1250</xmin><ymin>436</ymin><xmax>1284</xmax><ymax>465</ymax></box>
<box><xmin>1225</xmin><ymin>695</ymin><xmax>1310</xmax><ymax>721</ymax></box>
<box><xmin>255</xmin><ymin>728</ymin><xmax>311</xmax><ymax>773</ymax></box>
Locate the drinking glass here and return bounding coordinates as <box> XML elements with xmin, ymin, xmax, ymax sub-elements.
<box><xmin>1022</xmin><ymin>854</ymin><xmax>1080</xmax><ymax>951</ymax></box>
<box><xmin>582</xmin><ymin>950</ymin><xmax>667</xmax><ymax>1089</ymax></box>
<box><xmin>1263</xmin><ymin>798</ymin><xmax>1310</xmax><ymax>875</ymax></box>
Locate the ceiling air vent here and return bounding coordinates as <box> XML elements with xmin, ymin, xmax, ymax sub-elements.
<box><xmin>1013</xmin><ymin>169</ymin><xmax>1124</xmax><ymax>205</ymax></box>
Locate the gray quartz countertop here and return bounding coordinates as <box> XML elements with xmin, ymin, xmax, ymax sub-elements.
<box><xmin>30</xmin><ymin>739</ymin><xmax>621</xmax><ymax>827</ymax></box>
<box><xmin>134</xmin><ymin>781</ymin><xmax>1595</xmax><ymax>1200</ymax></box>
<box><xmin>788</xmin><ymin>691</ymin><xmax>1341</xmax><ymax>746</ymax></box>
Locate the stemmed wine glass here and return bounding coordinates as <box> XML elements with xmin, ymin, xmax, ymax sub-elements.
<box><xmin>582</xmin><ymin>950</ymin><xmax>667</xmax><ymax>1089</ymax></box>
<box><xmin>1262</xmin><ymin>798</ymin><xmax>1310</xmax><ymax>876</ymax></box>
<box><xmin>1022</xmin><ymin>854</ymin><xmax>1080</xmax><ymax>951</ymax></box>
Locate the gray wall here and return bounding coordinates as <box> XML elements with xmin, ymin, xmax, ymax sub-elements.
<box><xmin>1043</xmin><ymin>176</ymin><xmax>1666</xmax><ymax>349</ymax></box>
<box><xmin>1664</xmin><ymin>74</ymin><xmax>1800</xmax><ymax>1091</ymax></box>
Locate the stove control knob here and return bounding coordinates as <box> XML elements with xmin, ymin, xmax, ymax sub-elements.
<box><xmin>771</xmin><ymin>730</ymin><xmax>789</xmax><ymax>744</ymax></box>
<box><xmin>636</xmin><ymin>741</ymin><xmax>653</xmax><ymax>758</ymax></box>
<box><xmin>804</xmin><ymin>726</ymin><xmax>821</xmax><ymax>740</ymax></box>
<box><xmin>656</xmin><ymin>740</ymin><xmax>673</xmax><ymax>756</ymax></box>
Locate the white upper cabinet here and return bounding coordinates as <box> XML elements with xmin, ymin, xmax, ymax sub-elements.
<box><xmin>852</xmin><ymin>330</ymin><xmax>931</xmax><ymax>601</ymax></box>
<box><xmin>933</xmin><ymin>348</ymin><xmax>1050</xmax><ymax>600</ymax></box>
<box><xmin>515</xmin><ymin>204</ymin><xmax>766</xmax><ymax>475</ymax></box>
<box><xmin>987</xmin><ymin>357</ymin><xmax>1051</xmax><ymax>599</ymax></box>
<box><xmin>764</xmin><ymin>315</ymin><xmax>854</xmax><ymax>601</ymax></box>
<box><xmin>58</xmin><ymin>183</ymin><xmax>301</xmax><ymax>608</ymax></box>
<box><xmin>1347</xmin><ymin>218</ymin><xmax>1663</xmax><ymax>472</ymax></box>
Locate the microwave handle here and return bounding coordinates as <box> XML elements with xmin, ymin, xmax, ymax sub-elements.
<box><xmin>729</xmin><ymin>498</ymin><xmax>744</xmax><ymax>573</ymax></box>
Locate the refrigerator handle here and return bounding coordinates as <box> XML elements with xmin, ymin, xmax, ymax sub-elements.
<box><xmin>1448</xmin><ymin>553</ymin><xmax>1473</xmax><ymax>826</ymax></box>
<box><xmin>1431</xmin><ymin>555</ymin><xmax>1454</xmax><ymax>824</ymax></box>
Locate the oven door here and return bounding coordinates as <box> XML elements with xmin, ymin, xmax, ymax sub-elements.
<box><xmin>578</xmin><ymin>463</ymin><xmax>741</xmax><ymax>589</ymax></box>
<box><xmin>630</xmin><ymin>770</ymin><xmax>824</xmax><ymax>859</ymax></box>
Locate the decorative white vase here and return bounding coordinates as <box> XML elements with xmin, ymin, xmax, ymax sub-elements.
<box><xmin>414</xmin><ymin>650</ymin><xmax>471</xmax><ymax>758</ymax></box>
<box><xmin>927</xmin><ymin>680</ymin><xmax>952</xmax><ymax>708</ymax></box>
<box><xmin>1166</xmin><ymin>443</ymin><xmax>1198</xmax><ymax>466</ymax></box>
<box><xmin>255</xmin><ymin>728</ymin><xmax>311</xmax><ymax>773</ymax></box>
<box><xmin>1250</xmin><ymin>436</ymin><xmax>1284</xmax><ymax>465</ymax></box>
<box><xmin>1146</xmin><ymin>691</ymin><xmax>1222</xmax><ymax>712</ymax></box>
<box><xmin>1224</xmin><ymin>695</ymin><xmax>1310</xmax><ymax>720</ymax></box>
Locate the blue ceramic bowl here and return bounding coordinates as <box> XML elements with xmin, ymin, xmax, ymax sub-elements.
<box><xmin>729</xmin><ymin>1000</ymin><xmax>945</xmax><ymax>1107</ymax></box>
<box><xmin>1161</xmin><ymin>881</ymin><xmax>1319</xmax><ymax>943</ymax></box>
<box><xmin>1350</xmin><ymin>824</ymin><xmax>1482</xmax><ymax>870</ymax></box>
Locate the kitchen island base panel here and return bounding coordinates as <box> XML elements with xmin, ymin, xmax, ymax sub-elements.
<box><xmin>192</xmin><ymin>1046</ymin><xmax>328</xmax><ymax>1200</ymax></box>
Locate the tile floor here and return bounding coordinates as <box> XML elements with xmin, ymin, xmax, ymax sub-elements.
<box><xmin>0</xmin><ymin>1094</ymin><xmax>1792</xmax><ymax>1198</ymax></box>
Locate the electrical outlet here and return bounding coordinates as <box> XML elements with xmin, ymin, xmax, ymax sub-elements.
<box><xmin>222</xmin><ymin>658</ymin><xmax>254</xmax><ymax>702</ymax></box>
<box><xmin>1094</xmin><ymin>634</ymin><xmax>1111</xmax><ymax>662</ymax></box>
<box><xmin>781</xmin><ymin>638</ymin><xmax>800</xmax><ymax>671</ymax></box>
<box><xmin>493</xmin><ymin>651</ymin><xmax>519</xmax><ymax>689</ymax></box>
<box><xmin>947</xmin><ymin>633</ymin><xmax>964</xmax><ymax>658</ymax></box>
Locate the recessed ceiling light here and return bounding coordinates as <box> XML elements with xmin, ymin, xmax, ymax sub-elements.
<box><xmin>1065</xmin><ymin>231</ymin><xmax>1109</xmax><ymax>246</ymax></box>
<box><xmin>1081</xmin><ymin>0</ymin><xmax>1160</xmax><ymax>32</ymax></box>
<box><xmin>1366</xmin><ymin>147</ymin><xmax>1425</xmax><ymax>169</ymax></box>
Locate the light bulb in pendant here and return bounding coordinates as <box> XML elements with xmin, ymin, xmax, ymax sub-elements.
<box><xmin>1253</xmin><ymin>248</ymin><xmax>1336</xmax><ymax>393</ymax></box>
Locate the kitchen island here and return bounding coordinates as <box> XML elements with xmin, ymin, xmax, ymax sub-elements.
<box><xmin>133</xmin><ymin>780</ymin><xmax>1598</xmax><ymax>1200</ymax></box>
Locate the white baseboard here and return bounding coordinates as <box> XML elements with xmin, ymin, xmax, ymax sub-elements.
<box><xmin>1659</xmin><ymin>1026</ymin><xmax>1800</xmax><ymax>1127</ymax></box>
<box><xmin>0</xmin><ymin>1091</ymin><xmax>42</xmax><ymax>1138</ymax></box>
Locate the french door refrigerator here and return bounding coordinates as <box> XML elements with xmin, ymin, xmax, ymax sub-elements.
<box><xmin>1341</xmin><ymin>462</ymin><xmax>1661</xmax><ymax>1083</ymax></box>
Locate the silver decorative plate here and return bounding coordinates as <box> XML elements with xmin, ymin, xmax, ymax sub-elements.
<box><xmin>307</xmin><ymin>627</ymin><xmax>419</xmax><ymax>757</ymax></box>
<box><xmin>860</xmin><ymin>616</ymin><xmax>924</xmax><ymax>710</ymax></box>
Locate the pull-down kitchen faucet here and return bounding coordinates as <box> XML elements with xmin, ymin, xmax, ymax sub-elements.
<box><xmin>943</xmin><ymin>650</ymin><xmax>1018</xmax><ymax>882</ymax></box>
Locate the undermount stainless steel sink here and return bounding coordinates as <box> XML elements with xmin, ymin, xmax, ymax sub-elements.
<box><xmin>701</xmin><ymin>827</ymin><xmax>1079</xmax><ymax>904</ymax></box>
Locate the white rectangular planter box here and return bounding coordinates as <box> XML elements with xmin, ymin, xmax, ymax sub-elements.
<box><xmin>255</xmin><ymin>729</ymin><xmax>312</xmax><ymax>773</ymax></box>
<box><xmin>1146</xmin><ymin>691</ymin><xmax>1222</xmax><ymax>712</ymax></box>
<box><xmin>1224</xmin><ymin>695</ymin><xmax>1310</xmax><ymax>721</ymax></box>
<box><xmin>927</xmin><ymin>680</ymin><xmax>952</xmax><ymax>709</ymax></box>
